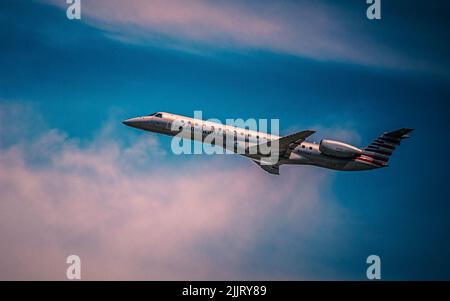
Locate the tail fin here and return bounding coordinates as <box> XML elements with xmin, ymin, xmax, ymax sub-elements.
<box><xmin>358</xmin><ymin>128</ymin><xmax>413</xmax><ymax>167</ymax></box>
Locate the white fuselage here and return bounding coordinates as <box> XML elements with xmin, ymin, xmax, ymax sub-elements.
<box><xmin>123</xmin><ymin>112</ymin><xmax>379</xmax><ymax>171</ymax></box>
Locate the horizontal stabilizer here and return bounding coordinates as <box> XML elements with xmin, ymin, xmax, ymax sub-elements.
<box><xmin>383</xmin><ymin>128</ymin><xmax>414</xmax><ymax>139</ymax></box>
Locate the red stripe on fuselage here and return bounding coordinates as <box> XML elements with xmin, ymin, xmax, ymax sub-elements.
<box><xmin>355</xmin><ymin>156</ymin><xmax>385</xmax><ymax>167</ymax></box>
<box><xmin>361</xmin><ymin>153</ymin><xmax>389</xmax><ymax>162</ymax></box>
<box><xmin>365</xmin><ymin>148</ymin><xmax>392</xmax><ymax>156</ymax></box>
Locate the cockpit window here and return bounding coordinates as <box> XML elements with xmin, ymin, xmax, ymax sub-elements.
<box><xmin>148</xmin><ymin>112</ymin><xmax>163</xmax><ymax>118</ymax></box>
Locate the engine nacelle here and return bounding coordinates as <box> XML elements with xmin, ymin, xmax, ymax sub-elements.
<box><xmin>319</xmin><ymin>139</ymin><xmax>362</xmax><ymax>158</ymax></box>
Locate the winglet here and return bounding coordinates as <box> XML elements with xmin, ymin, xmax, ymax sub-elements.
<box><xmin>252</xmin><ymin>159</ymin><xmax>280</xmax><ymax>175</ymax></box>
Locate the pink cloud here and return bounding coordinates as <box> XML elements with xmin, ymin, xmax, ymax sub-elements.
<box><xmin>0</xmin><ymin>103</ymin><xmax>343</xmax><ymax>280</ymax></box>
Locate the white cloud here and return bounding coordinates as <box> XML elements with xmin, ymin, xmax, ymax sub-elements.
<box><xmin>41</xmin><ymin>0</ymin><xmax>421</xmax><ymax>70</ymax></box>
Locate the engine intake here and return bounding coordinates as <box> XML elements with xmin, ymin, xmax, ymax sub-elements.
<box><xmin>319</xmin><ymin>139</ymin><xmax>362</xmax><ymax>158</ymax></box>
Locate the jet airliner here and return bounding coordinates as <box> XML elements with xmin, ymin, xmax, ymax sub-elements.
<box><xmin>123</xmin><ymin>112</ymin><xmax>412</xmax><ymax>175</ymax></box>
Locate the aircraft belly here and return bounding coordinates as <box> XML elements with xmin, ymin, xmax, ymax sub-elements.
<box><xmin>288</xmin><ymin>152</ymin><xmax>377</xmax><ymax>171</ymax></box>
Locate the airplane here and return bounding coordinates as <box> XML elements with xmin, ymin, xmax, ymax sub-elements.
<box><xmin>123</xmin><ymin>112</ymin><xmax>412</xmax><ymax>175</ymax></box>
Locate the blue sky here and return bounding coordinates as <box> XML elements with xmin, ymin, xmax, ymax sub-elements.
<box><xmin>1</xmin><ymin>0</ymin><xmax>450</xmax><ymax>280</ymax></box>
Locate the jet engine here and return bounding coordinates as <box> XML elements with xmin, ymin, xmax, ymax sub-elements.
<box><xmin>319</xmin><ymin>139</ymin><xmax>362</xmax><ymax>158</ymax></box>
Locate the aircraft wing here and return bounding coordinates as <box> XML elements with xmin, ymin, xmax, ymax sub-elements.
<box><xmin>247</xmin><ymin>130</ymin><xmax>315</xmax><ymax>158</ymax></box>
<box><xmin>247</xmin><ymin>130</ymin><xmax>315</xmax><ymax>175</ymax></box>
<box><xmin>277</xmin><ymin>130</ymin><xmax>316</xmax><ymax>157</ymax></box>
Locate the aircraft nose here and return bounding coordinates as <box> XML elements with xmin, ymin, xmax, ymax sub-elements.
<box><xmin>122</xmin><ymin>117</ymin><xmax>140</xmax><ymax>127</ymax></box>
<box><xmin>122</xmin><ymin>119</ymin><xmax>133</xmax><ymax>126</ymax></box>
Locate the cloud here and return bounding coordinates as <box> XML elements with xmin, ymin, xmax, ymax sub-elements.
<box><xmin>40</xmin><ymin>0</ymin><xmax>424</xmax><ymax>71</ymax></box>
<box><xmin>0</xmin><ymin>102</ymin><xmax>344</xmax><ymax>280</ymax></box>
